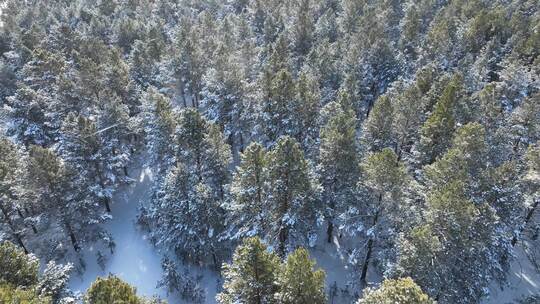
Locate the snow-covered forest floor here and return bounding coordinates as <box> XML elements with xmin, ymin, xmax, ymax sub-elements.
<box><xmin>68</xmin><ymin>158</ymin><xmax>171</xmax><ymax>300</ymax></box>
<box><xmin>484</xmin><ymin>245</ymin><xmax>540</xmax><ymax>304</ymax></box>
<box><xmin>68</xmin><ymin>158</ymin><xmax>540</xmax><ymax>304</ymax></box>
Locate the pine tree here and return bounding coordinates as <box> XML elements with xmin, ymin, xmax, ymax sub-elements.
<box><xmin>262</xmin><ymin>68</ymin><xmax>296</xmax><ymax>143</ymax></box>
<box><xmin>398</xmin><ymin>124</ymin><xmax>509</xmax><ymax>303</ymax></box>
<box><xmin>275</xmin><ymin>248</ymin><xmax>326</xmax><ymax>304</ymax></box>
<box><xmin>0</xmin><ymin>241</ymin><xmax>39</xmax><ymax>287</ymax></box>
<box><xmin>363</xmin><ymin>95</ymin><xmax>394</xmax><ymax>152</ymax></box>
<box><xmin>85</xmin><ymin>275</ymin><xmax>141</xmax><ymax>304</ymax></box>
<box><xmin>96</xmin><ymin>93</ymin><xmax>133</xmax><ymax>178</ymax></box>
<box><xmin>6</xmin><ymin>86</ymin><xmax>53</xmax><ymax>147</ymax></box>
<box><xmin>357</xmin><ymin>277</ymin><xmax>434</xmax><ymax>304</ymax></box>
<box><xmin>148</xmin><ymin>164</ymin><xmax>225</xmax><ymax>266</ymax></box>
<box><xmin>509</xmin><ymin>92</ymin><xmax>540</xmax><ymax>155</ymax></box>
<box><xmin>0</xmin><ymin>284</ymin><xmax>50</xmax><ymax>304</ymax></box>
<box><xmin>318</xmin><ymin>104</ymin><xmax>359</xmax><ymax>243</ymax></box>
<box><xmin>0</xmin><ymin>137</ymin><xmax>30</xmax><ymax>253</ymax></box>
<box><xmin>291</xmin><ymin>0</ymin><xmax>315</xmax><ymax>58</ymax></box>
<box><xmin>291</xmin><ymin>68</ymin><xmax>320</xmax><ymax>153</ymax></box>
<box><xmin>228</xmin><ymin>142</ymin><xmax>268</xmax><ymax>239</ymax></box>
<box><xmin>26</xmin><ymin>145</ymin><xmax>107</xmax><ymax>253</ymax></box>
<box><xmin>266</xmin><ymin>136</ymin><xmax>319</xmax><ymax>257</ymax></box>
<box><xmin>418</xmin><ymin>75</ymin><xmax>462</xmax><ymax>164</ymax></box>
<box><xmin>36</xmin><ymin>261</ymin><xmax>73</xmax><ymax>302</ymax></box>
<box><xmin>59</xmin><ymin>113</ymin><xmax>112</xmax><ymax>212</ymax></box>
<box><xmin>202</xmin><ymin>123</ymin><xmax>233</xmax><ymax>201</ymax></box>
<box><xmin>217</xmin><ymin>237</ymin><xmax>280</xmax><ymax>304</ymax></box>
<box><xmin>174</xmin><ymin>108</ymin><xmax>208</xmax><ymax>180</ymax></box>
<box><xmin>392</xmin><ymin>84</ymin><xmax>424</xmax><ymax>162</ymax></box>
<box><xmin>359</xmin><ymin>148</ymin><xmax>407</xmax><ymax>287</ymax></box>
<box><xmin>139</xmin><ymin>87</ymin><xmax>176</xmax><ymax>172</ymax></box>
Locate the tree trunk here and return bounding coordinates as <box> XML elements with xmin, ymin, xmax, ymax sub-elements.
<box><xmin>239</xmin><ymin>132</ymin><xmax>245</xmax><ymax>153</ymax></box>
<box><xmin>124</xmin><ymin>166</ymin><xmax>129</xmax><ymax>177</ymax></box>
<box><xmin>327</xmin><ymin>220</ymin><xmax>334</xmax><ymax>244</ymax></box>
<box><xmin>278</xmin><ymin>226</ymin><xmax>288</xmax><ymax>258</ymax></box>
<box><xmin>360</xmin><ymin>194</ymin><xmax>382</xmax><ymax>287</ymax></box>
<box><xmin>104</xmin><ymin>198</ymin><xmax>111</xmax><ymax>213</ymax></box>
<box><xmin>65</xmin><ymin>221</ymin><xmax>80</xmax><ymax>252</ymax></box>
<box><xmin>0</xmin><ymin>203</ymin><xmax>28</xmax><ymax>254</ymax></box>
<box><xmin>94</xmin><ymin>162</ymin><xmax>111</xmax><ymax>212</ymax></box>
<box><xmin>512</xmin><ymin>199</ymin><xmax>539</xmax><ymax>246</ymax></box>
<box><xmin>212</xmin><ymin>251</ymin><xmax>218</xmax><ymax>271</ymax></box>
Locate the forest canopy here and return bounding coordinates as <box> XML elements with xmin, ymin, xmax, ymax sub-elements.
<box><xmin>0</xmin><ymin>0</ymin><xmax>539</xmax><ymax>303</ymax></box>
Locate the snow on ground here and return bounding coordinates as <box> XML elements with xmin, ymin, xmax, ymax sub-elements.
<box><xmin>483</xmin><ymin>245</ymin><xmax>540</xmax><ymax>304</ymax></box>
<box><xmin>68</xmin><ymin>157</ymin><xmax>539</xmax><ymax>304</ymax></box>
<box><xmin>68</xmin><ymin>159</ymin><xmax>221</xmax><ymax>303</ymax></box>
<box><xmin>69</xmin><ymin>162</ymin><xmax>170</xmax><ymax>301</ymax></box>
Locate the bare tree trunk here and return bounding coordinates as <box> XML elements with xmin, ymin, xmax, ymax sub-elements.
<box><xmin>65</xmin><ymin>221</ymin><xmax>80</xmax><ymax>252</ymax></box>
<box><xmin>327</xmin><ymin>220</ymin><xmax>334</xmax><ymax>244</ymax></box>
<box><xmin>360</xmin><ymin>194</ymin><xmax>382</xmax><ymax>287</ymax></box>
<box><xmin>239</xmin><ymin>132</ymin><xmax>245</xmax><ymax>153</ymax></box>
<box><xmin>94</xmin><ymin>162</ymin><xmax>111</xmax><ymax>212</ymax></box>
<box><xmin>278</xmin><ymin>225</ymin><xmax>288</xmax><ymax>259</ymax></box>
<box><xmin>512</xmin><ymin>200</ymin><xmax>539</xmax><ymax>246</ymax></box>
<box><xmin>0</xmin><ymin>203</ymin><xmax>29</xmax><ymax>254</ymax></box>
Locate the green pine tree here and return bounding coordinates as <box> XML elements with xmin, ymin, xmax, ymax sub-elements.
<box><xmin>357</xmin><ymin>277</ymin><xmax>434</xmax><ymax>304</ymax></box>
<box><xmin>85</xmin><ymin>275</ymin><xmax>141</xmax><ymax>304</ymax></box>
<box><xmin>318</xmin><ymin>104</ymin><xmax>359</xmax><ymax>243</ymax></box>
<box><xmin>0</xmin><ymin>241</ymin><xmax>39</xmax><ymax>287</ymax></box>
<box><xmin>360</xmin><ymin>148</ymin><xmax>408</xmax><ymax>286</ymax></box>
<box><xmin>418</xmin><ymin>75</ymin><xmax>462</xmax><ymax>164</ymax></box>
<box><xmin>266</xmin><ymin>136</ymin><xmax>318</xmax><ymax>257</ymax></box>
<box><xmin>363</xmin><ymin>95</ymin><xmax>394</xmax><ymax>152</ymax></box>
<box><xmin>217</xmin><ymin>237</ymin><xmax>280</xmax><ymax>304</ymax></box>
<box><xmin>275</xmin><ymin>248</ymin><xmax>326</xmax><ymax>304</ymax></box>
<box><xmin>228</xmin><ymin>142</ymin><xmax>268</xmax><ymax>239</ymax></box>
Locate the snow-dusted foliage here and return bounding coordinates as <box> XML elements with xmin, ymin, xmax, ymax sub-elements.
<box><xmin>1</xmin><ymin>0</ymin><xmax>539</xmax><ymax>303</ymax></box>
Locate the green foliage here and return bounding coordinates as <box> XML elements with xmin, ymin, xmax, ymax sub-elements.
<box><xmin>275</xmin><ymin>248</ymin><xmax>326</xmax><ymax>304</ymax></box>
<box><xmin>218</xmin><ymin>237</ymin><xmax>280</xmax><ymax>304</ymax></box>
<box><xmin>0</xmin><ymin>241</ymin><xmax>39</xmax><ymax>288</ymax></box>
<box><xmin>362</xmin><ymin>148</ymin><xmax>407</xmax><ymax>199</ymax></box>
<box><xmin>357</xmin><ymin>277</ymin><xmax>434</xmax><ymax>304</ymax></box>
<box><xmin>363</xmin><ymin>95</ymin><xmax>394</xmax><ymax>152</ymax></box>
<box><xmin>0</xmin><ymin>283</ymin><xmax>51</xmax><ymax>304</ymax></box>
<box><xmin>266</xmin><ymin>136</ymin><xmax>318</xmax><ymax>257</ymax></box>
<box><xmin>419</xmin><ymin>75</ymin><xmax>462</xmax><ymax>164</ymax></box>
<box><xmin>85</xmin><ymin>275</ymin><xmax>141</xmax><ymax>304</ymax></box>
<box><xmin>229</xmin><ymin>143</ymin><xmax>268</xmax><ymax>238</ymax></box>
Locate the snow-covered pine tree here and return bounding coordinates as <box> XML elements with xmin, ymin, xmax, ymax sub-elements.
<box><xmin>265</xmin><ymin>136</ymin><xmax>319</xmax><ymax>257</ymax></box>
<box><xmin>139</xmin><ymin>87</ymin><xmax>176</xmax><ymax>173</ymax></box>
<box><xmin>217</xmin><ymin>237</ymin><xmax>280</xmax><ymax>304</ymax></box>
<box><xmin>275</xmin><ymin>247</ymin><xmax>326</xmax><ymax>304</ymax></box>
<box><xmin>357</xmin><ymin>277</ymin><xmax>434</xmax><ymax>304</ymax></box>
<box><xmin>359</xmin><ymin>148</ymin><xmax>408</xmax><ymax>287</ymax></box>
<box><xmin>0</xmin><ymin>136</ymin><xmax>30</xmax><ymax>253</ymax></box>
<box><xmin>318</xmin><ymin>102</ymin><xmax>359</xmax><ymax>243</ymax></box>
<box><xmin>227</xmin><ymin>142</ymin><xmax>268</xmax><ymax>239</ymax></box>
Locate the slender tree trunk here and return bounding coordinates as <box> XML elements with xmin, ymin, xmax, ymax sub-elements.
<box><xmin>94</xmin><ymin>162</ymin><xmax>111</xmax><ymax>212</ymax></box>
<box><xmin>327</xmin><ymin>220</ymin><xmax>334</xmax><ymax>243</ymax></box>
<box><xmin>65</xmin><ymin>221</ymin><xmax>80</xmax><ymax>252</ymax></box>
<box><xmin>360</xmin><ymin>194</ymin><xmax>382</xmax><ymax>287</ymax></box>
<box><xmin>326</xmin><ymin>177</ymin><xmax>337</xmax><ymax>244</ymax></box>
<box><xmin>278</xmin><ymin>225</ymin><xmax>288</xmax><ymax>259</ymax></box>
<box><xmin>0</xmin><ymin>203</ymin><xmax>28</xmax><ymax>254</ymax></box>
<box><xmin>239</xmin><ymin>132</ymin><xmax>245</xmax><ymax>153</ymax></box>
<box><xmin>212</xmin><ymin>251</ymin><xmax>218</xmax><ymax>271</ymax></box>
<box><xmin>512</xmin><ymin>200</ymin><xmax>539</xmax><ymax>246</ymax></box>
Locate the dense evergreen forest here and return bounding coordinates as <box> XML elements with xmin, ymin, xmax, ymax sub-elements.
<box><xmin>0</xmin><ymin>0</ymin><xmax>539</xmax><ymax>303</ymax></box>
